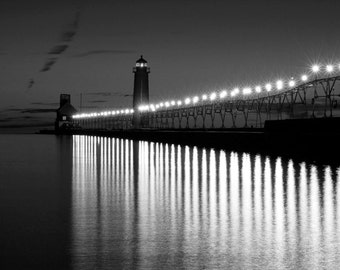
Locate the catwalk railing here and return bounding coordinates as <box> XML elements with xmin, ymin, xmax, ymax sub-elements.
<box><xmin>73</xmin><ymin>75</ymin><xmax>340</xmax><ymax>130</ymax></box>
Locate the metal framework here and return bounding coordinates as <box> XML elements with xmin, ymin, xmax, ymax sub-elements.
<box><xmin>73</xmin><ymin>75</ymin><xmax>340</xmax><ymax>130</ymax></box>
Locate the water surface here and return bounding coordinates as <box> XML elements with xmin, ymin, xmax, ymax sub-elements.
<box><xmin>1</xmin><ymin>134</ymin><xmax>340</xmax><ymax>269</ymax></box>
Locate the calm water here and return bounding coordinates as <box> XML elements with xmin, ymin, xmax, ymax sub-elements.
<box><xmin>1</xmin><ymin>134</ymin><xmax>340</xmax><ymax>269</ymax></box>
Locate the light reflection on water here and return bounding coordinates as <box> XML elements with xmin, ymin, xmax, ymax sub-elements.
<box><xmin>72</xmin><ymin>135</ymin><xmax>340</xmax><ymax>270</ymax></box>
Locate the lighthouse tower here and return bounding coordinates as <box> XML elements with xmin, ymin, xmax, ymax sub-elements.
<box><xmin>132</xmin><ymin>55</ymin><xmax>150</xmax><ymax>128</ymax></box>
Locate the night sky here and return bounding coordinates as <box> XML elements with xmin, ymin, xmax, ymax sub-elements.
<box><xmin>1</xmin><ymin>0</ymin><xmax>340</xmax><ymax>132</ymax></box>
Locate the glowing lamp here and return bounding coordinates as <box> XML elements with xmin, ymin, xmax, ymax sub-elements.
<box><xmin>219</xmin><ymin>90</ymin><xmax>227</xmax><ymax>98</ymax></box>
<box><xmin>265</xmin><ymin>83</ymin><xmax>272</xmax><ymax>92</ymax></box>
<box><xmin>312</xmin><ymin>65</ymin><xmax>320</xmax><ymax>73</ymax></box>
<box><xmin>276</xmin><ymin>80</ymin><xmax>283</xmax><ymax>90</ymax></box>
<box><xmin>210</xmin><ymin>92</ymin><xmax>217</xmax><ymax>100</ymax></box>
<box><xmin>301</xmin><ymin>74</ymin><xmax>308</xmax><ymax>81</ymax></box>
<box><xmin>185</xmin><ymin>98</ymin><xmax>191</xmax><ymax>104</ymax></box>
<box><xmin>242</xmin><ymin>87</ymin><xmax>252</xmax><ymax>95</ymax></box>
<box><xmin>255</xmin><ymin>86</ymin><xmax>262</xmax><ymax>93</ymax></box>
<box><xmin>326</xmin><ymin>65</ymin><xmax>334</xmax><ymax>73</ymax></box>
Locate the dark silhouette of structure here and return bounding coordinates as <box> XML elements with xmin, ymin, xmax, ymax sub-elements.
<box><xmin>133</xmin><ymin>55</ymin><xmax>150</xmax><ymax>128</ymax></box>
<box><xmin>55</xmin><ymin>94</ymin><xmax>77</xmax><ymax>131</ymax></box>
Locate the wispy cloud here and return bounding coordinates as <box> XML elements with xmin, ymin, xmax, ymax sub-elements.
<box><xmin>40</xmin><ymin>58</ymin><xmax>57</xmax><ymax>72</ymax></box>
<box><xmin>21</xmin><ymin>108</ymin><xmax>56</xmax><ymax>114</ymax></box>
<box><xmin>73</xmin><ymin>50</ymin><xmax>136</xmax><ymax>58</ymax></box>
<box><xmin>28</xmin><ymin>8</ymin><xmax>82</xmax><ymax>89</ymax></box>
<box><xmin>1</xmin><ymin>107</ymin><xmax>56</xmax><ymax>114</ymax></box>
<box><xmin>48</xmin><ymin>44</ymin><xmax>69</xmax><ymax>55</ymax></box>
<box><xmin>84</xmin><ymin>91</ymin><xmax>132</xmax><ymax>97</ymax></box>
<box><xmin>88</xmin><ymin>100</ymin><xmax>107</xmax><ymax>103</ymax></box>
<box><xmin>0</xmin><ymin>122</ymin><xmax>53</xmax><ymax>129</ymax></box>
<box><xmin>31</xmin><ymin>102</ymin><xmax>59</xmax><ymax>106</ymax></box>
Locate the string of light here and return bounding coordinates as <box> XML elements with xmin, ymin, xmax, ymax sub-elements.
<box><xmin>73</xmin><ymin>63</ymin><xmax>339</xmax><ymax>119</ymax></box>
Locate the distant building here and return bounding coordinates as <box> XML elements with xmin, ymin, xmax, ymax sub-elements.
<box><xmin>133</xmin><ymin>55</ymin><xmax>150</xmax><ymax>128</ymax></box>
<box><xmin>55</xmin><ymin>94</ymin><xmax>77</xmax><ymax>131</ymax></box>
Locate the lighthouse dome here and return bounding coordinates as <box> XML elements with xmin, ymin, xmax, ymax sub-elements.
<box><xmin>136</xmin><ymin>55</ymin><xmax>147</xmax><ymax>67</ymax></box>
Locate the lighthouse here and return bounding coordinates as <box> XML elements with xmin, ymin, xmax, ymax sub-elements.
<box><xmin>132</xmin><ymin>55</ymin><xmax>150</xmax><ymax>128</ymax></box>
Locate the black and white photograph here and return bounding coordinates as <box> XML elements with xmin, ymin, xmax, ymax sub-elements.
<box><xmin>1</xmin><ymin>0</ymin><xmax>340</xmax><ymax>269</ymax></box>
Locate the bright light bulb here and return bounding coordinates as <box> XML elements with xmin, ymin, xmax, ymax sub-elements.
<box><xmin>219</xmin><ymin>90</ymin><xmax>227</xmax><ymax>98</ymax></box>
<box><xmin>185</xmin><ymin>98</ymin><xmax>191</xmax><ymax>104</ymax></box>
<box><xmin>326</xmin><ymin>65</ymin><xmax>334</xmax><ymax>73</ymax></box>
<box><xmin>160</xmin><ymin>103</ymin><xmax>164</xmax><ymax>107</ymax></box>
<box><xmin>301</xmin><ymin>74</ymin><xmax>308</xmax><ymax>81</ymax></box>
<box><xmin>177</xmin><ymin>100</ymin><xmax>182</xmax><ymax>106</ymax></box>
<box><xmin>171</xmin><ymin>100</ymin><xmax>175</xmax><ymax>106</ymax></box>
<box><xmin>210</xmin><ymin>92</ymin><xmax>217</xmax><ymax>100</ymax></box>
<box><xmin>202</xmin><ymin>94</ymin><xmax>208</xmax><ymax>100</ymax></box>
<box><xmin>288</xmin><ymin>80</ymin><xmax>295</xmax><ymax>87</ymax></box>
<box><xmin>255</xmin><ymin>86</ymin><xmax>262</xmax><ymax>93</ymax></box>
<box><xmin>156</xmin><ymin>104</ymin><xmax>160</xmax><ymax>109</ymax></box>
<box><xmin>193</xmin><ymin>96</ymin><xmax>199</xmax><ymax>103</ymax></box>
<box><xmin>265</xmin><ymin>83</ymin><xmax>272</xmax><ymax>92</ymax></box>
<box><xmin>165</xmin><ymin>101</ymin><xmax>170</xmax><ymax>107</ymax></box>
<box><xmin>243</xmin><ymin>87</ymin><xmax>252</xmax><ymax>95</ymax></box>
<box><xmin>233</xmin><ymin>88</ymin><xmax>240</xmax><ymax>95</ymax></box>
<box><xmin>276</xmin><ymin>80</ymin><xmax>283</xmax><ymax>90</ymax></box>
<box><xmin>312</xmin><ymin>65</ymin><xmax>320</xmax><ymax>73</ymax></box>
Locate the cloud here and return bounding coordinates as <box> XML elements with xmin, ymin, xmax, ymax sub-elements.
<box><xmin>0</xmin><ymin>107</ymin><xmax>56</xmax><ymax>114</ymax></box>
<box><xmin>73</xmin><ymin>50</ymin><xmax>136</xmax><ymax>58</ymax></box>
<box><xmin>80</xmin><ymin>105</ymin><xmax>100</xmax><ymax>109</ymax></box>
<box><xmin>60</xmin><ymin>31</ymin><xmax>76</xmax><ymax>42</ymax></box>
<box><xmin>27</xmin><ymin>78</ymin><xmax>35</xmax><ymax>90</ymax></box>
<box><xmin>85</xmin><ymin>91</ymin><xmax>132</xmax><ymax>97</ymax></box>
<box><xmin>88</xmin><ymin>100</ymin><xmax>107</xmax><ymax>103</ymax></box>
<box><xmin>0</xmin><ymin>122</ymin><xmax>53</xmax><ymax>129</ymax></box>
<box><xmin>28</xmin><ymin>9</ymin><xmax>82</xmax><ymax>87</ymax></box>
<box><xmin>48</xmin><ymin>44</ymin><xmax>69</xmax><ymax>55</ymax></box>
<box><xmin>21</xmin><ymin>109</ymin><xmax>56</xmax><ymax>114</ymax></box>
<box><xmin>31</xmin><ymin>102</ymin><xmax>59</xmax><ymax>106</ymax></box>
<box><xmin>40</xmin><ymin>58</ymin><xmax>57</xmax><ymax>72</ymax></box>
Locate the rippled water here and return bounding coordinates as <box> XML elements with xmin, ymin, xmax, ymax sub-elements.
<box><xmin>1</xmin><ymin>134</ymin><xmax>340</xmax><ymax>269</ymax></box>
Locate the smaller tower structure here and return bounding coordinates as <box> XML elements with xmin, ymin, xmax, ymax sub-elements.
<box><xmin>132</xmin><ymin>55</ymin><xmax>150</xmax><ymax>128</ymax></box>
<box><xmin>55</xmin><ymin>94</ymin><xmax>77</xmax><ymax>131</ymax></box>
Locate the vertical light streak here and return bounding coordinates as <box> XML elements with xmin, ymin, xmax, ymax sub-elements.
<box><xmin>176</xmin><ymin>145</ymin><xmax>182</xmax><ymax>213</ymax></box>
<box><xmin>184</xmin><ymin>146</ymin><xmax>191</xmax><ymax>233</ymax></box>
<box><xmin>201</xmin><ymin>149</ymin><xmax>208</xmax><ymax>228</ymax></box>
<box><xmin>323</xmin><ymin>166</ymin><xmax>334</xmax><ymax>257</ymax></box>
<box><xmin>287</xmin><ymin>160</ymin><xmax>297</xmax><ymax>251</ymax></box>
<box><xmin>218</xmin><ymin>150</ymin><xmax>228</xmax><ymax>241</ymax></box>
<box><xmin>253</xmin><ymin>155</ymin><xmax>262</xmax><ymax>237</ymax></box>
<box><xmin>299</xmin><ymin>162</ymin><xmax>308</xmax><ymax>241</ymax></box>
<box><xmin>274</xmin><ymin>158</ymin><xmax>285</xmax><ymax>268</ymax></box>
<box><xmin>209</xmin><ymin>149</ymin><xmax>217</xmax><ymax>239</ymax></box>
<box><xmin>241</xmin><ymin>153</ymin><xmax>252</xmax><ymax>250</ymax></box>
<box><xmin>192</xmin><ymin>147</ymin><xmax>199</xmax><ymax>233</ymax></box>
<box><xmin>229</xmin><ymin>152</ymin><xmax>240</xmax><ymax>247</ymax></box>
<box><xmin>263</xmin><ymin>157</ymin><xmax>272</xmax><ymax>246</ymax></box>
<box><xmin>309</xmin><ymin>165</ymin><xmax>321</xmax><ymax>268</ymax></box>
<box><xmin>164</xmin><ymin>144</ymin><xmax>170</xmax><ymax>204</ymax></box>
